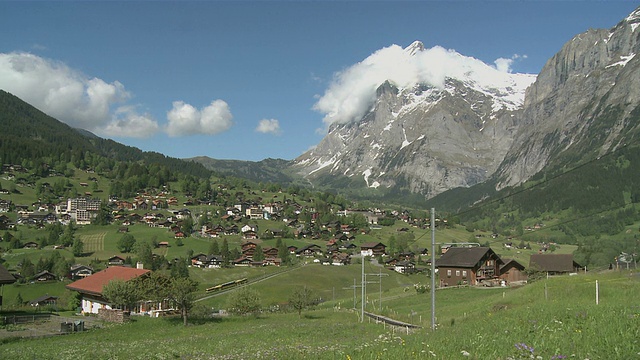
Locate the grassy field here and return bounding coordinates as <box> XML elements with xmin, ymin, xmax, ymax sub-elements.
<box><xmin>0</xmin><ymin>271</ymin><xmax>637</xmax><ymax>359</ymax></box>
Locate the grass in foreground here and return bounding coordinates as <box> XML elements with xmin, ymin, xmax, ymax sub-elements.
<box><xmin>1</xmin><ymin>272</ymin><xmax>638</xmax><ymax>359</ymax></box>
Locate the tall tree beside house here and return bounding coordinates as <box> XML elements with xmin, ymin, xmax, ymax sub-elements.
<box><xmin>140</xmin><ymin>272</ymin><xmax>198</xmax><ymax>326</ymax></box>
<box><xmin>253</xmin><ymin>245</ymin><xmax>264</xmax><ymax>262</ymax></box>
<box><xmin>209</xmin><ymin>239</ymin><xmax>220</xmax><ymax>256</ymax></box>
<box><xmin>169</xmin><ymin>276</ymin><xmax>198</xmax><ymax>326</ymax></box>
<box><xmin>221</xmin><ymin>239</ymin><xmax>230</xmax><ymax>265</ymax></box>
<box><xmin>230</xmin><ymin>248</ymin><xmax>240</xmax><ymax>262</ymax></box>
<box><xmin>181</xmin><ymin>216</ymin><xmax>193</xmax><ymax>237</ymax></box>
<box><xmin>20</xmin><ymin>258</ymin><xmax>35</xmax><ymax>281</ymax></box>
<box><xmin>102</xmin><ymin>279</ymin><xmax>141</xmax><ymax>310</ymax></box>
<box><xmin>92</xmin><ymin>203</ymin><xmax>112</xmax><ymax>225</ymax></box>
<box><xmin>135</xmin><ymin>241</ymin><xmax>154</xmax><ymax>269</ymax></box>
<box><xmin>278</xmin><ymin>242</ymin><xmax>290</xmax><ymax>265</ymax></box>
<box><xmin>53</xmin><ymin>256</ymin><xmax>70</xmax><ymax>280</ymax></box>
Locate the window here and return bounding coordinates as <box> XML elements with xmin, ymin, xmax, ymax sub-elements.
<box><xmin>447</xmin><ymin>270</ymin><xmax>451</xmax><ymax>277</ymax></box>
<box><xmin>462</xmin><ymin>270</ymin><xmax>467</xmax><ymax>277</ymax></box>
<box><xmin>455</xmin><ymin>270</ymin><xmax>460</xmax><ymax>276</ymax></box>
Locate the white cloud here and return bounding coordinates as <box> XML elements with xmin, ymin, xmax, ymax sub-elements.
<box><xmin>101</xmin><ymin>106</ymin><xmax>159</xmax><ymax>138</ymax></box>
<box><xmin>255</xmin><ymin>118</ymin><xmax>281</xmax><ymax>135</ymax></box>
<box><xmin>165</xmin><ymin>100</ymin><xmax>233</xmax><ymax>137</ymax></box>
<box><xmin>0</xmin><ymin>52</ymin><xmax>159</xmax><ymax>137</ymax></box>
<box><xmin>313</xmin><ymin>44</ymin><xmax>531</xmax><ymax>129</ymax></box>
<box><xmin>494</xmin><ymin>54</ymin><xmax>527</xmax><ymax>73</ymax></box>
<box><xmin>313</xmin><ymin>44</ymin><xmax>474</xmax><ymax>128</ymax></box>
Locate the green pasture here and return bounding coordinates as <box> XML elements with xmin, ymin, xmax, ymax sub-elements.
<box><xmin>1</xmin><ymin>271</ymin><xmax>637</xmax><ymax>359</ymax></box>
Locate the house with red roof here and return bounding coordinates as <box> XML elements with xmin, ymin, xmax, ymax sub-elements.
<box><xmin>66</xmin><ymin>266</ymin><xmax>150</xmax><ymax>314</ymax></box>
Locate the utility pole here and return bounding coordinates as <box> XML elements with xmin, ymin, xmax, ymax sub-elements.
<box><xmin>430</xmin><ymin>207</ymin><xmax>436</xmax><ymax>331</ymax></box>
<box><xmin>361</xmin><ymin>254</ymin><xmax>365</xmax><ymax>322</ymax></box>
<box><xmin>366</xmin><ymin>270</ymin><xmax>388</xmax><ymax>311</ymax></box>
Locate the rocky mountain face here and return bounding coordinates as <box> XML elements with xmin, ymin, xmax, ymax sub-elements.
<box><xmin>293</xmin><ymin>7</ymin><xmax>640</xmax><ymax>201</ymax></box>
<box><xmin>292</xmin><ymin>42</ymin><xmax>535</xmax><ymax>199</ymax></box>
<box><xmin>494</xmin><ymin>8</ymin><xmax>640</xmax><ymax>188</ymax></box>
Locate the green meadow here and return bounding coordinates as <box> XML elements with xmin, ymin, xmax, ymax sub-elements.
<box><xmin>1</xmin><ymin>271</ymin><xmax>637</xmax><ymax>359</ymax></box>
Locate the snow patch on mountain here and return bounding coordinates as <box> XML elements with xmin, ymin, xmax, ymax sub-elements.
<box><xmin>313</xmin><ymin>41</ymin><xmax>536</xmax><ymax>130</ymax></box>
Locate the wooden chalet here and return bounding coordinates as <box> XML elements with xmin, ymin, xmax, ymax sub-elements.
<box><xmin>296</xmin><ymin>244</ymin><xmax>323</xmax><ymax>257</ymax></box>
<box><xmin>529</xmin><ymin>254</ymin><xmax>583</xmax><ymax>275</ymax></box>
<box><xmin>70</xmin><ymin>264</ymin><xmax>94</xmax><ymax>280</ymax></box>
<box><xmin>34</xmin><ymin>270</ymin><xmax>57</xmax><ymax>282</ymax></box>
<box><xmin>394</xmin><ymin>260</ymin><xmax>416</xmax><ymax>274</ymax></box>
<box><xmin>499</xmin><ymin>259</ymin><xmax>528</xmax><ymax>283</ymax></box>
<box><xmin>29</xmin><ymin>294</ymin><xmax>58</xmax><ymax>307</ymax></box>
<box><xmin>360</xmin><ymin>242</ymin><xmax>387</xmax><ymax>257</ymax></box>
<box><xmin>108</xmin><ymin>255</ymin><xmax>126</xmax><ymax>265</ymax></box>
<box><xmin>436</xmin><ymin>247</ymin><xmax>503</xmax><ymax>286</ymax></box>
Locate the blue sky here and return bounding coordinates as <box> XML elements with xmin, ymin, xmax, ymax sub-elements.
<box><xmin>1</xmin><ymin>1</ymin><xmax>638</xmax><ymax>161</ymax></box>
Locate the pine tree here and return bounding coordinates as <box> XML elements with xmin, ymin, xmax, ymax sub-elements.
<box><xmin>209</xmin><ymin>239</ymin><xmax>220</xmax><ymax>255</ymax></box>
<box><xmin>72</xmin><ymin>238</ymin><xmax>84</xmax><ymax>257</ymax></box>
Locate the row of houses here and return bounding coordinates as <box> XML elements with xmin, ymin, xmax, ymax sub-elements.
<box><xmin>435</xmin><ymin>247</ymin><xmax>583</xmax><ymax>286</ymax></box>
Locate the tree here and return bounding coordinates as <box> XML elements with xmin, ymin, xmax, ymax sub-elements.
<box><xmin>53</xmin><ymin>256</ymin><xmax>70</xmax><ymax>280</ymax></box>
<box><xmin>171</xmin><ymin>257</ymin><xmax>190</xmax><ymax>279</ymax></box>
<box><xmin>20</xmin><ymin>258</ymin><xmax>35</xmax><ymax>280</ymax></box>
<box><xmin>221</xmin><ymin>239</ymin><xmax>230</xmax><ymax>265</ymax></box>
<box><xmin>140</xmin><ymin>272</ymin><xmax>197</xmax><ymax>326</ymax></box>
<box><xmin>117</xmin><ymin>233</ymin><xmax>137</xmax><ymax>253</ymax></box>
<box><xmin>209</xmin><ymin>239</ymin><xmax>220</xmax><ymax>255</ymax></box>
<box><xmin>278</xmin><ymin>242</ymin><xmax>290</xmax><ymax>265</ymax></box>
<box><xmin>227</xmin><ymin>288</ymin><xmax>261</xmax><ymax>316</ymax></box>
<box><xmin>288</xmin><ymin>286</ymin><xmax>317</xmax><ymax>318</ymax></box>
<box><xmin>181</xmin><ymin>216</ymin><xmax>193</xmax><ymax>237</ymax></box>
<box><xmin>102</xmin><ymin>279</ymin><xmax>140</xmax><ymax>310</ymax></box>
<box><xmin>92</xmin><ymin>203</ymin><xmax>112</xmax><ymax>225</ymax></box>
<box><xmin>135</xmin><ymin>241</ymin><xmax>154</xmax><ymax>269</ymax></box>
<box><xmin>253</xmin><ymin>244</ymin><xmax>264</xmax><ymax>262</ymax></box>
<box><xmin>15</xmin><ymin>292</ymin><xmax>24</xmax><ymax>308</ymax></box>
<box><xmin>72</xmin><ymin>238</ymin><xmax>84</xmax><ymax>257</ymax></box>
<box><xmin>170</xmin><ymin>277</ymin><xmax>199</xmax><ymax>326</ymax></box>
<box><xmin>60</xmin><ymin>221</ymin><xmax>76</xmax><ymax>247</ymax></box>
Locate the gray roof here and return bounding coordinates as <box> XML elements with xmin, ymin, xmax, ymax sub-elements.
<box><xmin>529</xmin><ymin>254</ymin><xmax>581</xmax><ymax>272</ymax></box>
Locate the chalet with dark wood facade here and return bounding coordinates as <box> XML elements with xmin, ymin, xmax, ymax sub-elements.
<box><xmin>436</xmin><ymin>247</ymin><xmax>503</xmax><ymax>286</ymax></box>
<box><xmin>360</xmin><ymin>242</ymin><xmax>387</xmax><ymax>257</ymax></box>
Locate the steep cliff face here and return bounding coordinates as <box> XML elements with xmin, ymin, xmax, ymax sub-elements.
<box><xmin>495</xmin><ymin>8</ymin><xmax>640</xmax><ymax>188</ymax></box>
<box><xmin>292</xmin><ymin>7</ymin><xmax>640</xmax><ymax>201</ymax></box>
<box><xmin>293</xmin><ymin>43</ymin><xmax>535</xmax><ymax>199</ymax></box>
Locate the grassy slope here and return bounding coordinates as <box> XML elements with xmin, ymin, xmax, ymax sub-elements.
<box><xmin>1</xmin><ymin>271</ymin><xmax>637</xmax><ymax>359</ymax></box>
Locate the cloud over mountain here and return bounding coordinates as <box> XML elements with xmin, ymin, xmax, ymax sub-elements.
<box><xmin>313</xmin><ymin>43</ymin><xmax>534</xmax><ymax>129</ymax></box>
<box><xmin>0</xmin><ymin>52</ymin><xmax>156</xmax><ymax>136</ymax></box>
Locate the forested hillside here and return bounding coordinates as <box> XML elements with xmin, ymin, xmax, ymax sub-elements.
<box><xmin>0</xmin><ymin>90</ymin><xmax>211</xmax><ymax>198</ymax></box>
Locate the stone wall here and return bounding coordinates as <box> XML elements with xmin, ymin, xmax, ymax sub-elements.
<box><xmin>98</xmin><ymin>308</ymin><xmax>130</xmax><ymax>323</ymax></box>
